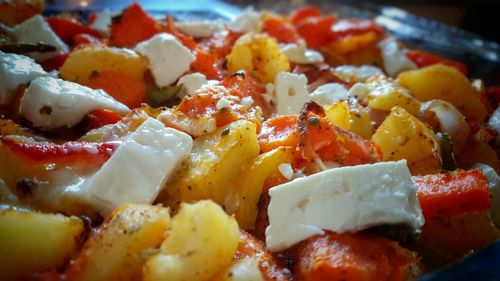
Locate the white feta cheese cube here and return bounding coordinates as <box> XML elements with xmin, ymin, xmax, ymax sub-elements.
<box><xmin>135</xmin><ymin>33</ymin><xmax>195</xmax><ymax>87</ymax></box>
<box><xmin>275</xmin><ymin>72</ymin><xmax>309</xmax><ymax>115</ymax></box>
<box><xmin>19</xmin><ymin>77</ymin><xmax>130</xmax><ymax>130</ymax></box>
<box><xmin>177</xmin><ymin>72</ymin><xmax>217</xmax><ymax>96</ymax></box>
<box><xmin>90</xmin><ymin>9</ymin><xmax>118</xmax><ymax>36</ymax></box>
<box><xmin>265</xmin><ymin>160</ymin><xmax>424</xmax><ymax>252</ymax></box>
<box><xmin>231</xmin><ymin>9</ymin><xmax>260</xmax><ymax>33</ymax></box>
<box><xmin>0</xmin><ymin>51</ymin><xmax>47</xmax><ymax>105</ymax></box>
<box><xmin>12</xmin><ymin>15</ymin><xmax>69</xmax><ymax>61</ymax></box>
<box><xmin>176</xmin><ymin>20</ymin><xmax>224</xmax><ymax>38</ymax></box>
<box><xmin>85</xmin><ymin>117</ymin><xmax>193</xmax><ymax>215</ymax></box>
<box><xmin>309</xmin><ymin>83</ymin><xmax>349</xmax><ymax>107</ymax></box>
<box><xmin>280</xmin><ymin>40</ymin><xmax>324</xmax><ymax>64</ymax></box>
<box><xmin>378</xmin><ymin>37</ymin><xmax>417</xmax><ymax>77</ymax></box>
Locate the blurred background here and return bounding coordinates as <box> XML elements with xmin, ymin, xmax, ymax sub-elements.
<box><xmin>227</xmin><ymin>0</ymin><xmax>500</xmax><ymax>43</ymax></box>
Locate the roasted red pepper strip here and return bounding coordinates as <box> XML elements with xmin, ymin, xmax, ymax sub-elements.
<box><xmin>110</xmin><ymin>3</ymin><xmax>160</xmax><ymax>47</ymax></box>
<box><xmin>405</xmin><ymin>50</ymin><xmax>468</xmax><ymax>75</ymax></box>
<box><xmin>296</xmin><ymin>15</ymin><xmax>337</xmax><ymax>48</ymax></box>
<box><xmin>262</xmin><ymin>17</ymin><xmax>300</xmax><ymax>44</ymax></box>
<box><xmin>413</xmin><ymin>169</ymin><xmax>491</xmax><ymax>218</ymax></box>
<box><xmin>40</xmin><ymin>53</ymin><xmax>68</xmax><ymax>72</ymax></box>
<box><xmin>289</xmin><ymin>5</ymin><xmax>322</xmax><ymax>26</ymax></box>
<box><xmin>81</xmin><ymin>108</ymin><xmax>123</xmax><ymax>132</ymax></box>
<box><xmin>46</xmin><ymin>17</ymin><xmax>101</xmax><ymax>43</ymax></box>
<box><xmin>290</xmin><ymin>232</ymin><xmax>418</xmax><ymax>281</ymax></box>
<box><xmin>2</xmin><ymin>137</ymin><xmax>117</xmax><ymax>165</ymax></box>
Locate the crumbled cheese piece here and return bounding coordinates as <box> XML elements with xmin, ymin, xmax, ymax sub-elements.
<box><xmin>231</xmin><ymin>9</ymin><xmax>260</xmax><ymax>33</ymax></box>
<box><xmin>176</xmin><ymin>20</ymin><xmax>224</xmax><ymax>38</ymax></box>
<box><xmin>12</xmin><ymin>15</ymin><xmax>69</xmax><ymax>61</ymax></box>
<box><xmin>309</xmin><ymin>83</ymin><xmax>349</xmax><ymax>107</ymax></box>
<box><xmin>0</xmin><ymin>51</ymin><xmax>47</xmax><ymax>105</ymax></box>
<box><xmin>216</xmin><ymin>97</ymin><xmax>232</xmax><ymax>110</ymax></box>
<box><xmin>335</xmin><ymin>65</ymin><xmax>383</xmax><ymax>82</ymax></box>
<box><xmin>266</xmin><ymin>160</ymin><xmax>424</xmax><ymax>252</ymax></box>
<box><xmin>19</xmin><ymin>77</ymin><xmax>130</xmax><ymax>130</ymax></box>
<box><xmin>378</xmin><ymin>37</ymin><xmax>417</xmax><ymax>77</ymax></box>
<box><xmin>135</xmin><ymin>33</ymin><xmax>195</xmax><ymax>87</ymax></box>
<box><xmin>90</xmin><ymin>9</ymin><xmax>118</xmax><ymax>36</ymax></box>
<box><xmin>280</xmin><ymin>40</ymin><xmax>324</xmax><ymax>64</ymax></box>
<box><xmin>275</xmin><ymin>72</ymin><xmax>309</xmax><ymax>115</ymax></box>
<box><xmin>84</xmin><ymin>117</ymin><xmax>193</xmax><ymax>215</ymax></box>
<box><xmin>177</xmin><ymin>73</ymin><xmax>217</xmax><ymax>95</ymax></box>
<box><xmin>241</xmin><ymin>96</ymin><xmax>254</xmax><ymax>107</ymax></box>
<box><xmin>278</xmin><ymin>163</ymin><xmax>294</xmax><ymax>180</ymax></box>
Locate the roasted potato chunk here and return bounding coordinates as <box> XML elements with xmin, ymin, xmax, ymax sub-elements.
<box><xmin>143</xmin><ymin>200</ymin><xmax>239</xmax><ymax>281</ymax></box>
<box><xmin>396</xmin><ymin>64</ymin><xmax>488</xmax><ymax>121</ymax></box>
<box><xmin>226</xmin><ymin>146</ymin><xmax>294</xmax><ymax>230</ymax></box>
<box><xmin>60</xmin><ymin>46</ymin><xmax>148</xmax><ymax>83</ymax></box>
<box><xmin>372</xmin><ymin>106</ymin><xmax>441</xmax><ymax>174</ymax></box>
<box><xmin>164</xmin><ymin>120</ymin><xmax>260</xmax><ymax>208</ymax></box>
<box><xmin>65</xmin><ymin>204</ymin><xmax>170</xmax><ymax>281</ymax></box>
<box><xmin>325</xmin><ymin>101</ymin><xmax>351</xmax><ymax>130</ymax></box>
<box><xmin>0</xmin><ymin>209</ymin><xmax>83</xmax><ymax>280</ymax></box>
<box><xmin>351</xmin><ymin>74</ymin><xmax>421</xmax><ymax>116</ymax></box>
<box><xmin>227</xmin><ymin>33</ymin><xmax>290</xmax><ymax>84</ymax></box>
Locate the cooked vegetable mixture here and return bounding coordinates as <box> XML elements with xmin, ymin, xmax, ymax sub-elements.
<box><xmin>0</xmin><ymin>2</ymin><xmax>499</xmax><ymax>280</ymax></box>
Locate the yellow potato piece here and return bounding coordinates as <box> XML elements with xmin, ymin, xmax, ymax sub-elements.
<box><xmin>164</xmin><ymin>120</ymin><xmax>260</xmax><ymax>207</ymax></box>
<box><xmin>227</xmin><ymin>146</ymin><xmax>294</xmax><ymax>230</ymax></box>
<box><xmin>143</xmin><ymin>200</ymin><xmax>239</xmax><ymax>281</ymax></box>
<box><xmin>348</xmin><ymin>101</ymin><xmax>373</xmax><ymax>139</ymax></box>
<box><xmin>325</xmin><ymin>101</ymin><xmax>351</xmax><ymax>130</ymax></box>
<box><xmin>0</xmin><ymin>209</ymin><xmax>83</xmax><ymax>280</ymax></box>
<box><xmin>60</xmin><ymin>46</ymin><xmax>148</xmax><ymax>83</ymax></box>
<box><xmin>396</xmin><ymin>64</ymin><xmax>487</xmax><ymax>121</ymax></box>
<box><xmin>355</xmin><ymin>74</ymin><xmax>421</xmax><ymax>116</ymax></box>
<box><xmin>372</xmin><ymin>106</ymin><xmax>441</xmax><ymax>174</ymax></box>
<box><xmin>65</xmin><ymin>204</ymin><xmax>170</xmax><ymax>281</ymax></box>
<box><xmin>227</xmin><ymin>33</ymin><xmax>290</xmax><ymax>84</ymax></box>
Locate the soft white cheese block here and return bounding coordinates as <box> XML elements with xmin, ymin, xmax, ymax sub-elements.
<box><xmin>280</xmin><ymin>40</ymin><xmax>324</xmax><ymax>64</ymax></box>
<box><xmin>265</xmin><ymin>160</ymin><xmax>424</xmax><ymax>252</ymax></box>
<box><xmin>0</xmin><ymin>51</ymin><xmax>47</xmax><ymax>105</ymax></box>
<box><xmin>85</xmin><ymin>117</ymin><xmax>193</xmax><ymax>215</ymax></box>
<box><xmin>378</xmin><ymin>37</ymin><xmax>417</xmax><ymax>77</ymax></box>
<box><xmin>231</xmin><ymin>9</ymin><xmax>260</xmax><ymax>33</ymax></box>
<box><xmin>335</xmin><ymin>65</ymin><xmax>383</xmax><ymax>82</ymax></box>
<box><xmin>135</xmin><ymin>33</ymin><xmax>195</xmax><ymax>87</ymax></box>
<box><xmin>19</xmin><ymin>77</ymin><xmax>130</xmax><ymax>130</ymax></box>
<box><xmin>176</xmin><ymin>20</ymin><xmax>224</xmax><ymax>38</ymax></box>
<box><xmin>177</xmin><ymin>72</ymin><xmax>217</xmax><ymax>96</ymax></box>
<box><xmin>275</xmin><ymin>72</ymin><xmax>309</xmax><ymax>115</ymax></box>
<box><xmin>12</xmin><ymin>15</ymin><xmax>69</xmax><ymax>61</ymax></box>
<box><xmin>90</xmin><ymin>9</ymin><xmax>117</xmax><ymax>36</ymax></box>
<box><xmin>309</xmin><ymin>83</ymin><xmax>349</xmax><ymax>107</ymax></box>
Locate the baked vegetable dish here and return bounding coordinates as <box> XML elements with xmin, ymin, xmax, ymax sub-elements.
<box><xmin>0</xmin><ymin>2</ymin><xmax>499</xmax><ymax>280</ymax></box>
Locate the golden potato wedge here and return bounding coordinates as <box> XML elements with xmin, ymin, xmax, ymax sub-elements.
<box><xmin>0</xmin><ymin>209</ymin><xmax>83</xmax><ymax>280</ymax></box>
<box><xmin>396</xmin><ymin>64</ymin><xmax>488</xmax><ymax>121</ymax></box>
<box><xmin>348</xmin><ymin>100</ymin><xmax>373</xmax><ymax>139</ymax></box>
<box><xmin>65</xmin><ymin>204</ymin><xmax>170</xmax><ymax>281</ymax></box>
<box><xmin>372</xmin><ymin>106</ymin><xmax>441</xmax><ymax>174</ymax></box>
<box><xmin>164</xmin><ymin>120</ymin><xmax>260</xmax><ymax>207</ymax></box>
<box><xmin>60</xmin><ymin>46</ymin><xmax>148</xmax><ymax>83</ymax></box>
<box><xmin>325</xmin><ymin>101</ymin><xmax>351</xmax><ymax>130</ymax></box>
<box><xmin>143</xmin><ymin>200</ymin><xmax>239</xmax><ymax>281</ymax></box>
<box><xmin>352</xmin><ymin>75</ymin><xmax>421</xmax><ymax>116</ymax></box>
<box><xmin>227</xmin><ymin>33</ymin><xmax>290</xmax><ymax>84</ymax></box>
<box><xmin>226</xmin><ymin>146</ymin><xmax>294</xmax><ymax>230</ymax></box>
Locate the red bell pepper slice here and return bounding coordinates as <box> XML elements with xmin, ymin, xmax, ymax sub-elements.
<box><xmin>80</xmin><ymin>108</ymin><xmax>123</xmax><ymax>132</ymax></box>
<box><xmin>262</xmin><ymin>17</ymin><xmax>300</xmax><ymax>44</ymax></box>
<box><xmin>413</xmin><ymin>169</ymin><xmax>491</xmax><ymax>218</ymax></box>
<box><xmin>40</xmin><ymin>53</ymin><xmax>69</xmax><ymax>72</ymax></box>
<box><xmin>405</xmin><ymin>50</ymin><xmax>468</xmax><ymax>75</ymax></box>
<box><xmin>110</xmin><ymin>3</ymin><xmax>160</xmax><ymax>47</ymax></box>
<box><xmin>47</xmin><ymin>17</ymin><xmax>101</xmax><ymax>43</ymax></box>
<box><xmin>296</xmin><ymin>15</ymin><xmax>337</xmax><ymax>48</ymax></box>
<box><xmin>2</xmin><ymin>137</ymin><xmax>118</xmax><ymax>165</ymax></box>
<box><xmin>289</xmin><ymin>6</ymin><xmax>322</xmax><ymax>26</ymax></box>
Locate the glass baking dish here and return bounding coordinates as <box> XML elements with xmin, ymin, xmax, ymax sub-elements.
<box><xmin>42</xmin><ymin>1</ymin><xmax>500</xmax><ymax>280</ymax></box>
